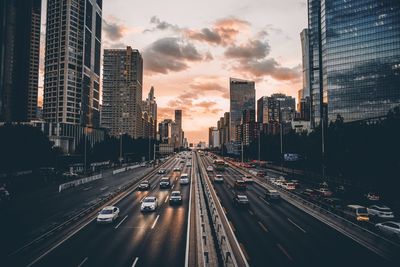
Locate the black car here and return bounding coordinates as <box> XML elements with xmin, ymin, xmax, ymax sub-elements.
<box><xmin>234</xmin><ymin>180</ymin><xmax>247</xmax><ymax>191</ymax></box>
<box><xmin>233</xmin><ymin>195</ymin><xmax>249</xmax><ymax>207</ymax></box>
<box><xmin>138</xmin><ymin>180</ymin><xmax>150</xmax><ymax>191</ymax></box>
<box><xmin>265</xmin><ymin>188</ymin><xmax>280</xmax><ymax>201</ymax></box>
<box><xmin>159</xmin><ymin>178</ymin><xmax>171</xmax><ymax>189</ymax></box>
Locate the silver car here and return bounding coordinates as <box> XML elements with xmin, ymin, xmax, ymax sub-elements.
<box><xmin>375</xmin><ymin>221</ymin><xmax>400</xmax><ymax>239</ymax></box>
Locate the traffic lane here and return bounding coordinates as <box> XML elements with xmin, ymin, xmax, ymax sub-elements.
<box><xmin>223</xmin><ymin>168</ymin><xmax>388</xmax><ymax>266</ymax></box>
<box><xmin>31</xmin><ymin>161</ymin><xmax>183</xmax><ymax>267</ymax></box>
<box><xmin>211</xmin><ymin>173</ymin><xmax>293</xmax><ymax>267</ymax></box>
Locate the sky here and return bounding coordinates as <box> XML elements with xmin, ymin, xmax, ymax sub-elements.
<box><xmin>40</xmin><ymin>0</ymin><xmax>308</xmax><ymax>144</ymax></box>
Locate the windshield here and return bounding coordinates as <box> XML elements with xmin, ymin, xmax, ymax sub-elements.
<box><xmin>144</xmin><ymin>198</ymin><xmax>155</xmax><ymax>203</ymax></box>
<box><xmin>100</xmin><ymin>209</ymin><xmax>113</xmax><ymax>214</ymax></box>
<box><xmin>238</xmin><ymin>196</ymin><xmax>248</xmax><ymax>200</ymax></box>
<box><xmin>357</xmin><ymin>208</ymin><xmax>368</xmax><ymax>214</ymax></box>
<box><xmin>171</xmin><ymin>192</ymin><xmax>180</xmax><ymax>196</ymax></box>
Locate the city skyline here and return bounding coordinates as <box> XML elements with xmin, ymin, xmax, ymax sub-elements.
<box><xmin>37</xmin><ymin>0</ymin><xmax>309</xmax><ymax>143</ymax></box>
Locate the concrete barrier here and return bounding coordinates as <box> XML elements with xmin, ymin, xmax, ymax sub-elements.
<box><xmin>58</xmin><ymin>174</ymin><xmax>102</xmax><ymax>192</ymax></box>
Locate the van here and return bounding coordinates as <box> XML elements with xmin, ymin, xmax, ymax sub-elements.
<box><xmin>345</xmin><ymin>205</ymin><xmax>369</xmax><ymax>222</ymax></box>
<box><xmin>180</xmin><ymin>173</ymin><xmax>189</xmax><ymax>185</ymax></box>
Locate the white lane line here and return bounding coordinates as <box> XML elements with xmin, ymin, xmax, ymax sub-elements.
<box><xmin>83</xmin><ymin>186</ymin><xmax>92</xmax><ymax>191</ymax></box>
<box><xmin>114</xmin><ymin>215</ymin><xmax>128</xmax><ymax>229</ymax></box>
<box><xmin>131</xmin><ymin>257</ymin><xmax>139</xmax><ymax>267</ymax></box>
<box><xmin>258</xmin><ymin>221</ymin><xmax>269</xmax><ymax>232</ymax></box>
<box><xmin>277</xmin><ymin>243</ymin><xmax>293</xmax><ymax>261</ymax></box>
<box><xmin>151</xmin><ymin>215</ymin><xmax>160</xmax><ymax>229</ymax></box>
<box><xmin>165</xmin><ymin>195</ymin><xmax>169</xmax><ymax>203</ymax></box>
<box><xmin>258</xmin><ymin>196</ymin><xmax>270</xmax><ymax>205</ymax></box>
<box><xmin>171</xmin><ymin>184</ymin><xmax>174</xmax><ymax>189</ymax></box>
<box><xmin>287</xmin><ymin>218</ymin><xmax>307</xmax><ymax>233</ymax></box>
<box><xmin>77</xmin><ymin>257</ymin><xmax>88</xmax><ymax>267</ymax></box>
<box><xmin>100</xmin><ymin>186</ymin><xmax>108</xmax><ymax>191</ymax></box>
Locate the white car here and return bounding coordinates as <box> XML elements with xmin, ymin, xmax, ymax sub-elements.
<box><xmin>282</xmin><ymin>182</ymin><xmax>296</xmax><ymax>191</ymax></box>
<box><xmin>368</xmin><ymin>205</ymin><xmax>395</xmax><ymax>219</ymax></box>
<box><xmin>141</xmin><ymin>196</ymin><xmax>158</xmax><ymax>212</ymax></box>
<box><xmin>97</xmin><ymin>206</ymin><xmax>119</xmax><ymax>223</ymax></box>
<box><xmin>242</xmin><ymin>175</ymin><xmax>254</xmax><ymax>184</ymax></box>
<box><xmin>186</xmin><ymin>162</ymin><xmax>192</xmax><ymax>167</ymax></box>
<box><xmin>169</xmin><ymin>191</ymin><xmax>183</xmax><ymax>205</ymax></box>
<box><xmin>173</xmin><ymin>167</ymin><xmax>181</xmax><ymax>172</ymax></box>
<box><xmin>206</xmin><ymin>166</ymin><xmax>213</xmax><ymax>172</ymax></box>
<box><xmin>180</xmin><ymin>173</ymin><xmax>190</xmax><ymax>185</ymax></box>
<box><xmin>140</xmin><ymin>162</ymin><xmax>146</xmax><ymax>167</ymax></box>
<box><xmin>214</xmin><ymin>174</ymin><xmax>224</xmax><ymax>183</ymax></box>
<box><xmin>375</xmin><ymin>221</ymin><xmax>400</xmax><ymax>239</ymax></box>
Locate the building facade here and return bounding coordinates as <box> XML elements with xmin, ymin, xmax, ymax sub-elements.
<box><xmin>229</xmin><ymin>78</ymin><xmax>255</xmax><ymax>142</ymax></box>
<box><xmin>308</xmin><ymin>0</ymin><xmax>400</xmax><ymax>124</ymax></box>
<box><xmin>142</xmin><ymin>86</ymin><xmax>157</xmax><ymax>139</ymax></box>
<box><xmin>43</xmin><ymin>0</ymin><xmax>102</xmax><ymax>127</ymax></box>
<box><xmin>101</xmin><ymin>47</ymin><xmax>143</xmax><ymax>138</ymax></box>
<box><xmin>0</xmin><ymin>0</ymin><xmax>41</xmax><ymax>122</ymax></box>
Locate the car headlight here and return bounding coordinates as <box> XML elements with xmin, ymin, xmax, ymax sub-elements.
<box><xmin>151</xmin><ymin>205</ymin><xmax>155</xmax><ymax>209</ymax></box>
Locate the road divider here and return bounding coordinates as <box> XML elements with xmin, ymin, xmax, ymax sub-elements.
<box><xmin>58</xmin><ymin>174</ymin><xmax>102</xmax><ymax>192</ymax></box>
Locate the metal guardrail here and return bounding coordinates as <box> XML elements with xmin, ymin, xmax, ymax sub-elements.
<box><xmin>58</xmin><ymin>174</ymin><xmax>102</xmax><ymax>192</ymax></box>
<box><xmin>196</xmin><ymin>153</ymin><xmax>249</xmax><ymax>267</ymax></box>
<box><xmin>227</xmin><ymin>160</ymin><xmax>400</xmax><ymax>262</ymax></box>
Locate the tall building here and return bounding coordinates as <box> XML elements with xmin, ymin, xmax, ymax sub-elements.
<box><xmin>101</xmin><ymin>47</ymin><xmax>143</xmax><ymax>138</ymax></box>
<box><xmin>142</xmin><ymin>86</ymin><xmax>157</xmax><ymax>139</ymax></box>
<box><xmin>229</xmin><ymin>78</ymin><xmax>255</xmax><ymax>141</ymax></box>
<box><xmin>158</xmin><ymin>119</ymin><xmax>173</xmax><ymax>143</ymax></box>
<box><xmin>0</xmin><ymin>0</ymin><xmax>41</xmax><ymax>122</ymax></box>
<box><xmin>258</xmin><ymin>94</ymin><xmax>295</xmax><ymax>123</ymax></box>
<box><xmin>43</xmin><ymin>0</ymin><xmax>102</xmax><ymax>127</ymax></box>
<box><xmin>174</xmin><ymin>109</ymin><xmax>183</xmax><ymax>147</ymax></box>
<box><xmin>300</xmin><ymin>28</ymin><xmax>311</xmax><ymax>98</ymax></box>
<box><xmin>308</xmin><ymin>0</ymin><xmax>400</xmax><ymax>124</ymax></box>
<box><xmin>208</xmin><ymin>127</ymin><xmax>219</xmax><ymax>148</ymax></box>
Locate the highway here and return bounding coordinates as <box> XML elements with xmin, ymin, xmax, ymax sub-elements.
<box><xmin>199</xmin><ymin>155</ymin><xmax>393</xmax><ymax>267</ymax></box>
<box><xmin>6</xmin><ymin>156</ymin><xmax>192</xmax><ymax>267</ymax></box>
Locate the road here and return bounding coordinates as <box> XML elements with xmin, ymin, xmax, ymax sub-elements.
<box><xmin>23</xmin><ymin>157</ymin><xmax>192</xmax><ymax>267</ymax></box>
<box><xmin>200</xmin><ymin>155</ymin><xmax>393</xmax><ymax>267</ymax></box>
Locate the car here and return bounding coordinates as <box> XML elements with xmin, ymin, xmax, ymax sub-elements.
<box><xmin>290</xmin><ymin>180</ymin><xmax>300</xmax><ymax>188</ymax></box>
<box><xmin>159</xmin><ymin>177</ymin><xmax>171</xmax><ymax>189</ymax></box>
<box><xmin>368</xmin><ymin>205</ymin><xmax>395</xmax><ymax>220</ymax></box>
<box><xmin>282</xmin><ymin>182</ymin><xmax>296</xmax><ymax>191</ymax></box>
<box><xmin>158</xmin><ymin>168</ymin><xmax>166</xmax><ymax>174</ymax></box>
<box><xmin>0</xmin><ymin>187</ymin><xmax>10</xmax><ymax>201</ymax></box>
<box><xmin>323</xmin><ymin>197</ymin><xmax>343</xmax><ymax>209</ymax></box>
<box><xmin>140</xmin><ymin>197</ymin><xmax>158</xmax><ymax>212</ymax></box>
<box><xmin>233</xmin><ymin>195</ymin><xmax>250</xmax><ymax>207</ymax></box>
<box><xmin>173</xmin><ymin>167</ymin><xmax>181</xmax><ymax>172</ymax></box>
<box><xmin>62</xmin><ymin>172</ymin><xmax>78</xmax><ymax>178</ymax></box>
<box><xmin>138</xmin><ymin>180</ymin><xmax>150</xmax><ymax>191</ymax></box>
<box><xmin>180</xmin><ymin>160</ymin><xmax>185</xmax><ymax>163</ymax></box>
<box><xmin>169</xmin><ymin>191</ymin><xmax>183</xmax><ymax>205</ymax></box>
<box><xmin>206</xmin><ymin>166</ymin><xmax>213</xmax><ymax>172</ymax></box>
<box><xmin>302</xmin><ymin>189</ymin><xmax>319</xmax><ymax>199</ymax></box>
<box><xmin>242</xmin><ymin>175</ymin><xmax>254</xmax><ymax>184</ymax></box>
<box><xmin>214</xmin><ymin>174</ymin><xmax>224</xmax><ymax>183</ymax></box>
<box><xmin>366</xmin><ymin>192</ymin><xmax>380</xmax><ymax>201</ymax></box>
<box><xmin>344</xmin><ymin>205</ymin><xmax>370</xmax><ymax>222</ymax></box>
<box><xmin>140</xmin><ymin>162</ymin><xmax>146</xmax><ymax>167</ymax></box>
<box><xmin>375</xmin><ymin>222</ymin><xmax>400</xmax><ymax>239</ymax></box>
<box><xmin>186</xmin><ymin>162</ymin><xmax>192</xmax><ymax>167</ymax></box>
<box><xmin>335</xmin><ymin>185</ymin><xmax>346</xmax><ymax>194</ymax></box>
<box><xmin>317</xmin><ymin>188</ymin><xmax>333</xmax><ymax>197</ymax></box>
<box><xmin>180</xmin><ymin>173</ymin><xmax>190</xmax><ymax>185</ymax></box>
<box><xmin>257</xmin><ymin>171</ymin><xmax>266</xmax><ymax>177</ymax></box>
<box><xmin>234</xmin><ymin>180</ymin><xmax>247</xmax><ymax>190</ymax></box>
<box><xmin>265</xmin><ymin>188</ymin><xmax>280</xmax><ymax>201</ymax></box>
<box><xmin>97</xmin><ymin>206</ymin><xmax>119</xmax><ymax>223</ymax></box>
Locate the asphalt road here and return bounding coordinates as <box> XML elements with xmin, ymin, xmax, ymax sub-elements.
<box><xmin>1</xmin><ymin>164</ymin><xmax>154</xmax><ymax>257</ymax></box>
<box><xmin>26</xmin><ymin>157</ymin><xmax>192</xmax><ymax>267</ymax></box>
<box><xmin>200</xmin><ymin>156</ymin><xmax>393</xmax><ymax>267</ymax></box>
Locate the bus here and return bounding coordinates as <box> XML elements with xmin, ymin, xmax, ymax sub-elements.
<box><xmin>214</xmin><ymin>159</ymin><xmax>225</xmax><ymax>172</ymax></box>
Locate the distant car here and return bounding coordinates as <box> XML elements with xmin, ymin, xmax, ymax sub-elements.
<box><xmin>242</xmin><ymin>175</ymin><xmax>254</xmax><ymax>184</ymax></box>
<box><xmin>290</xmin><ymin>180</ymin><xmax>300</xmax><ymax>188</ymax></box>
<box><xmin>173</xmin><ymin>167</ymin><xmax>181</xmax><ymax>172</ymax></box>
<box><xmin>206</xmin><ymin>166</ymin><xmax>213</xmax><ymax>172</ymax></box>
<box><xmin>323</xmin><ymin>197</ymin><xmax>343</xmax><ymax>209</ymax></box>
<box><xmin>257</xmin><ymin>171</ymin><xmax>266</xmax><ymax>177</ymax></box>
<box><xmin>368</xmin><ymin>205</ymin><xmax>395</xmax><ymax>220</ymax></box>
<box><xmin>302</xmin><ymin>189</ymin><xmax>319</xmax><ymax>199</ymax></box>
<box><xmin>335</xmin><ymin>185</ymin><xmax>346</xmax><ymax>194</ymax></box>
<box><xmin>234</xmin><ymin>180</ymin><xmax>247</xmax><ymax>190</ymax></box>
<box><xmin>138</xmin><ymin>180</ymin><xmax>150</xmax><ymax>191</ymax></box>
<box><xmin>265</xmin><ymin>188</ymin><xmax>280</xmax><ymax>201</ymax></box>
<box><xmin>186</xmin><ymin>162</ymin><xmax>192</xmax><ymax>167</ymax></box>
<box><xmin>317</xmin><ymin>188</ymin><xmax>333</xmax><ymax>197</ymax></box>
<box><xmin>62</xmin><ymin>172</ymin><xmax>78</xmax><ymax>178</ymax></box>
<box><xmin>141</xmin><ymin>197</ymin><xmax>158</xmax><ymax>212</ymax></box>
<box><xmin>282</xmin><ymin>182</ymin><xmax>296</xmax><ymax>191</ymax></box>
<box><xmin>214</xmin><ymin>174</ymin><xmax>224</xmax><ymax>183</ymax></box>
<box><xmin>97</xmin><ymin>206</ymin><xmax>119</xmax><ymax>223</ymax></box>
<box><xmin>375</xmin><ymin>221</ymin><xmax>400</xmax><ymax>239</ymax></box>
<box><xmin>180</xmin><ymin>173</ymin><xmax>190</xmax><ymax>185</ymax></box>
<box><xmin>140</xmin><ymin>162</ymin><xmax>146</xmax><ymax>167</ymax></box>
<box><xmin>233</xmin><ymin>195</ymin><xmax>249</xmax><ymax>207</ymax></box>
<box><xmin>0</xmin><ymin>187</ymin><xmax>10</xmax><ymax>201</ymax></box>
<box><xmin>169</xmin><ymin>191</ymin><xmax>183</xmax><ymax>205</ymax></box>
<box><xmin>158</xmin><ymin>168</ymin><xmax>166</xmax><ymax>174</ymax></box>
<box><xmin>159</xmin><ymin>177</ymin><xmax>171</xmax><ymax>189</ymax></box>
<box><xmin>366</xmin><ymin>192</ymin><xmax>380</xmax><ymax>201</ymax></box>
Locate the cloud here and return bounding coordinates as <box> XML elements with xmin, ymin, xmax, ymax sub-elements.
<box><xmin>143</xmin><ymin>37</ymin><xmax>206</xmax><ymax>75</ymax></box>
<box><xmin>144</xmin><ymin>16</ymin><xmax>180</xmax><ymax>33</ymax></box>
<box><xmin>103</xmin><ymin>19</ymin><xmax>128</xmax><ymax>41</ymax></box>
<box><xmin>224</xmin><ymin>40</ymin><xmax>270</xmax><ymax>61</ymax></box>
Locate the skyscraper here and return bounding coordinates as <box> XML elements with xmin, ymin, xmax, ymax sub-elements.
<box><xmin>101</xmin><ymin>47</ymin><xmax>143</xmax><ymax>138</ymax></box>
<box><xmin>308</xmin><ymin>0</ymin><xmax>400</xmax><ymax>124</ymax></box>
<box><xmin>0</xmin><ymin>0</ymin><xmax>41</xmax><ymax>122</ymax></box>
<box><xmin>229</xmin><ymin>78</ymin><xmax>255</xmax><ymax>141</ymax></box>
<box><xmin>300</xmin><ymin>29</ymin><xmax>311</xmax><ymax>98</ymax></box>
<box><xmin>142</xmin><ymin>86</ymin><xmax>157</xmax><ymax>139</ymax></box>
<box><xmin>173</xmin><ymin>109</ymin><xmax>183</xmax><ymax>147</ymax></box>
<box><xmin>43</xmin><ymin>0</ymin><xmax>102</xmax><ymax>127</ymax></box>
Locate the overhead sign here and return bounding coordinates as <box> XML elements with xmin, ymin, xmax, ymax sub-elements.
<box><xmin>284</xmin><ymin>153</ymin><xmax>300</xmax><ymax>161</ymax></box>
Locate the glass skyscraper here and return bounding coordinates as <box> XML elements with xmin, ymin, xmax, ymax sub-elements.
<box><xmin>308</xmin><ymin>0</ymin><xmax>400</xmax><ymax>124</ymax></box>
<box><xmin>229</xmin><ymin>78</ymin><xmax>255</xmax><ymax>142</ymax></box>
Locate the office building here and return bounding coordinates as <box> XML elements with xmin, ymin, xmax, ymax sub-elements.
<box><xmin>142</xmin><ymin>86</ymin><xmax>157</xmax><ymax>139</ymax></box>
<box><xmin>208</xmin><ymin>127</ymin><xmax>219</xmax><ymax>148</ymax></box>
<box><xmin>308</xmin><ymin>0</ymin><xmax>400</xmax><ymax>124</ymax></box>
<box><xmin>43</xmin><ymin>0</ymin><xmax>102</xmax><ymax>127</ymax></box>
<box><xmin>229</xmin><ymin>78</ymin><xmax>255</xmax><ymax>142</ymax></box>
<box><xmin>101</xmin><ymin>47</ymin><xmax>143</xmax><ymax>138</ymax></box>
<box><xmin>0</xmin><ymin>0</ymin><xmax>41</xmax><ymax>122</ymax></box>
<box><xmin>158</xmin><ymin>119</ymin><xmax>173</xmax><ymax>144</ymax></box>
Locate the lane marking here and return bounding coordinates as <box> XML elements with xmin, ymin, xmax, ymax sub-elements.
<box><xmin>287</xmin><ymin>218</ymin><xmax>307</xmax><ymax>233</ymax></box>
<box><xmin>114</xmin><ymin>215</ymin><xmax>128</xmax><ymax>229</ymax></box>
<box><xmin>83</xmin><ymin>187</ymin><xmax>92</xmax><ymax>191</ymax></box>
<box><xmin>131</xmin><ymin>257</ymin><xmax>139</xmax><ymax>267</ymax></box>
<box><xmin>258</xmin><ymin>221</ymin><xmax>269</xmax><ymax>232</ymax></box>
<box><xmin>164</xmin><ymin>196</ymin><xmax>169</xmax><ymax>203</ymax></box>
<box><xmin>277</xmin><ymin>243</ymin><xmax>293</xmax><ymax>261</ymax></box>
<box><xmin>258</xmin><ymin>196</ymin><xmax>270</xmax><ymax>205</ymax></box>
<box><xmin>100</xmin><ymin>186</ymin><xmax>109</xmax><ymax>191</ymax></box>
<box><xmin>172</xmin><ymin>184</ymin><xmax>175</xmax><ymax>189</ymax></box>
<box><xmin>248</xmin><ymin>210</ymin><xmax>254</xmax><ymax>216</ymax></box>
<box><xmin>151</xmin><ymin>215</ymin><xmax>160</xmax><ymax>229</ymax></box>
<box><xmin>77</xmin><ymin>257</ymin><xmax>88</xmax><ymax>267</ymax></box>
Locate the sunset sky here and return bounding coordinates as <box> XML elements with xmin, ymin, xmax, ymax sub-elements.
<box><xmin>40</xmin><ymin>0</ymin><xmax>308</xmax><ymax>143</ymax></box>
